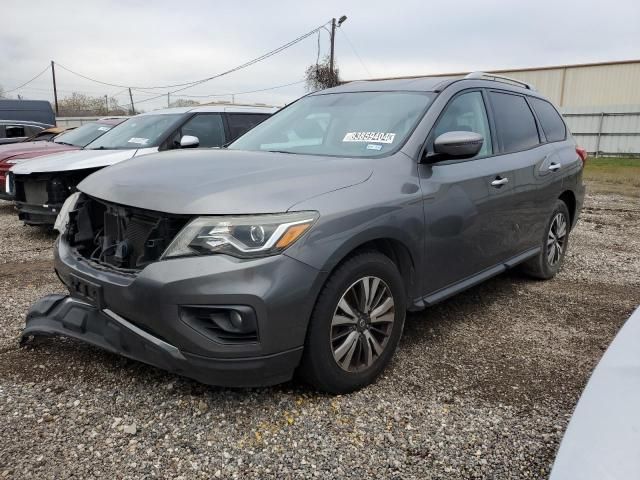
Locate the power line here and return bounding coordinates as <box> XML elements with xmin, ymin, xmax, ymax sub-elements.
<box><xmin>177</xmin><ymin>80</ymin><xmax>306</xmax><ymax>99</ymax></box>
<box><xmin>117</xmin><ymin>79</ymin><xmax>305</xmax><ymax>109</ymax></box>
<box><xmin>339</xmin><ymin>27</ymin><xmax>371</xmax><ymax>77</ymax></box>
<box><xmin>3</xmin><ymin>65</ymin><xmax>51</xmax><ymax>93</ymax></box>
<box><xmin>54</xmin><ymin>21</ymin><xmax>331</xmax><ymax>92</ymax></box>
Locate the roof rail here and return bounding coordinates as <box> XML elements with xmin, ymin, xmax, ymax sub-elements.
<box><xmin>464</xmin><ymin>71</ymin><xmax>535</xmax><ymax>90</ymax></box>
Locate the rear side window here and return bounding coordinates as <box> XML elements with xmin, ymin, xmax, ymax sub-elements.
<box><xmin>489</xmin><ymin>92</ymin><xmax>540</xmax><ymax>153</ymax></box>
<box><xmin>529</xmin><ymin>97</ymin><xmax>566</xmax><ymax>142</ymax></box>
<box><xmin>226</xmin><ymin>114</ymin><xmax>270</xmax><ymax>142</ymax></box>
<box><xmin>6</xmin><ymin>125</ymin><xmax>26</xmax><ymax>138</ymax></box>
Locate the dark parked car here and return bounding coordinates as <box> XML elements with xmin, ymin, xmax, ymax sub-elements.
<box><xmin>8</xmin><ymin>106</ymin><xmax>275</xmax><ymax>225</ymax></box>
<box><xmin>23</xmin><ymin>73</ymin><xmax>586</xmax><ymax>393</ymax></box>
<box><xmin>0</xmin><ymin>100</ymin><xmax>56</xmax><ymax>145</ymax></box>
<box><xmin>0</xmin><ymin>99</ymin><xmax>56</xmax><ymax>125</ymax></box>
<box><xmin>0</xmin><ymin>119</ymin><xmax>124</xmax><ymax>200</ymax></box>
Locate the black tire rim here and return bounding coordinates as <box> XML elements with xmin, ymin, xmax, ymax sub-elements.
<box><xmin>330</xmin><ymin>276</ymin><xmax>395</xmax><ymax>372</ymax></box>
<box><xmin>547</xmin><ymin>212</ymin><xmax>568</xmax><ymax>266</ymax></box>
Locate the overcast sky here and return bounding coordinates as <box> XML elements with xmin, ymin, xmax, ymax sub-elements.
<box><xmin>2</xmin><ymin>0</ymin><xmax>639</xmax><ymax>111</ymax></box>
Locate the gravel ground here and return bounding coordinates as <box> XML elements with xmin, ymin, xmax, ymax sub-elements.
<box><xmin>0</xmin><ymin>191</ymin><xmax>639</xmax><ymax>479</ymax></box>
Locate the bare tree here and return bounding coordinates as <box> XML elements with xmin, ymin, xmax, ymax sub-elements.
<box><xmin>0</xmin><ymin>85</ymin><xmax>6</xmax><ymax>99</ymax></box>
<box><xmin>169</xmin><ymin>98</ymin><xmax>201</xmax><ymax>108</ymax></box>
<box><xmin>304</xmin><ymin>55</ymin><xmax>340</xmax><ymax>92</ymax></box>
<box><xmin>58</xmin><ymin>92</ymin><xmax>127</xmax><ymax>116</ymax></box>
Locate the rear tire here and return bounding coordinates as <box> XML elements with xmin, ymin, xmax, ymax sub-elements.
<box><xmin>521</xmin><ymin>200</ymin><xmax>571</xmax><ymax>280</ymax></box>
<box><xmin>298</xmin><ymin>251</ymin><xmax>406</xmax><ymax>394</ymax></box>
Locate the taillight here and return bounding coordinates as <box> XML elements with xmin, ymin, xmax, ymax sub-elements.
<box><xmin>576</xmin><ymin>147</ymin><xmax>588</xmax><ymax>166</ymax></box>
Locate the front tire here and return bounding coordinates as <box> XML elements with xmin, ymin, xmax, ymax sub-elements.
<box><xmin>521</xmin><ymin>199</ymin><xmax>571</xmax><ymax>280</ymax></box>
<box><xmin>299</xmin><ymin>251</ymin><xmax>406</xmax><ymax>394</ymax></box>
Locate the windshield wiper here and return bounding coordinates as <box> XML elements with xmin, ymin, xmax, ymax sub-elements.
<box><xmin>265</xmin><ymin>150</ymin><xmax>295</xmax><ymax>154</ymax></box>
<box><xmin>54</xmin><ymin>141</ymin><xmax>75</xmax><ymax>146</ymax></box>
<box><xmin>88</xmin><ymin>146</ymin><xmax>107</xmax><ymax>150</ymax></box>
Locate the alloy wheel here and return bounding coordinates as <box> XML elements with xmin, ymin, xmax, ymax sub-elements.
<box><xmin>330</xmin><ymin>276</ymin><xmax>395</xmax><ymax>372</ymax></box>
<box><xmin>547</xmin><ymin>212</ymin><xmax>568</xmax><ymax>266</ymax></box>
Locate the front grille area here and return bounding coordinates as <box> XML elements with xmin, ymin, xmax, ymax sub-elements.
<box><xmin>23</xmin><ymin>180</ymin><xmax>49</xmax><ymax>205</ymax></box>
<box><xmin>66</xmin><ymin>194</ymin><xmax>189</xmax><ymax>271</ymax></box>
<box><xmin>15</xmin><ymin>170</ymin><xmax>100</xmax><ymax>206</ymax></box>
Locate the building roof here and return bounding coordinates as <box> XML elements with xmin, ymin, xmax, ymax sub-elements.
<box><xmin>346</xmin><ymin>58</ymin><xmax>640</xmax><ymax>83</ymax></box>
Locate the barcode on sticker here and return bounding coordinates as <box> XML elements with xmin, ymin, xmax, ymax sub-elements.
<box><xmin>343</xmin><ymin>132</ymin><xmax>396</xmax><ymax>143</ymax></box>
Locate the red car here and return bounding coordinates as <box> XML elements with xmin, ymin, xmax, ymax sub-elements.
<box><xmin>0</xmin><ymin>118</ymin><xmax>125</xmax><ymax>200</ymax></box>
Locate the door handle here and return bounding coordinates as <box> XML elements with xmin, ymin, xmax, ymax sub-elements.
<box><xmin>491</xmin><ymin>177</ymin><xmax>509</xmax><ymax>187</ymax></box>
<box><xmin>548</xmin><ymin>162</ymin><xmax>561</xmax><ymax>171</ymax></box>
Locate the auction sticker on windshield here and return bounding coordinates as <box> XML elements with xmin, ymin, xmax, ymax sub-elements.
<box><xmin>128</xmin><ymin>137</ymin><xmax>149</xmax><ymax>145</ymax></box>
<box><xmin>343</xmin><ymin>132</ymin><xmax>396</xmax><ymax>143</ymax></box>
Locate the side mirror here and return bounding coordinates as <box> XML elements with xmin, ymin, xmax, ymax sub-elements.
<box><xmin>180</xmin><ymin>135</ymin><xmax>199</xmax><ymax>148</ymax></box>
<box><xmin>431</xmin><ymin>131</ymin><xmax>483</xmax><ymax>160</ymax></box>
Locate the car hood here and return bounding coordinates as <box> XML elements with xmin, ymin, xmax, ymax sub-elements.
<box><xmin>10</xmin><ymin>148</ymin><xmax>147</xmax><ymax>174</ymax></box>
<box><xmin>0</xmin><ymin>141</ymin><xmax>77</xmax><ymax>163</ymax></box>
<box><xmin>79</xmin><ymin>149</ymin><xmax>374</xmax><ymax>215</ymax></box>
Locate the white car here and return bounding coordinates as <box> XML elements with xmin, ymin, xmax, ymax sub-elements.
<box><xmin>550</xmin><ymin>306</ymin><xmax>640</xmax><ymax>479</ymax></box>
<box><xmin>8</xmin><ymin>105</ymin><xmax>276</xmax><ymax>225</ymax></box>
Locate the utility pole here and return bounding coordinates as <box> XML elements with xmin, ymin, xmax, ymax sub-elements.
<box><xmin>128</xmin><ymin>88</ymin><xmax>135</xmax><ymax>115</ymax></box>
<box><xmin>167</xmin><ymin>92</ymin><xmax>170</xmax><ymax>108</ymax></box>
<box><xmin>104</xmin><ymin>94</ymin><xmax>109</xmax><ymax>114</ymax></box>
<box><xmin>329</xmin><ymin>16</ymin><xmax>347</xmax><ymax>86</ymax></box>
<box><xmin>51</xmin><ymin>60</ymin><xmax>59</xmax><ymax>115</ymax></box>
<box><xmin>329</xmin><ymin>18</ymin><xmax>336</xmax><ymax>81</ymax></box>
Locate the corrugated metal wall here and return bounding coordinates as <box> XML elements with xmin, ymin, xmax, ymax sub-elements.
<box><xmin>560</xmin><ymin>105</ymin><xmax>640</xmax><ymax>155</ymax></box>
<box><xmin>496</xmin><ymin>61</ymin><xmax>640</xmax><ymax>108</ymax></box>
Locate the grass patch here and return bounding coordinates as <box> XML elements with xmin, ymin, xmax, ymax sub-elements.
<box><xmin>583</xmin><ymin>157</ymin><xmax>640</xmax><ymax>196</ymax></box>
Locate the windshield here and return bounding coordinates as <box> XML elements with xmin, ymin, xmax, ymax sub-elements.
<box><xmin>85</xmin><ymin>114</ymin><xmax>183</xmax><ymax>150</ymax></box>
<box><xmin>54</xmin><ymin>122</ymin><xmax>115</xmax><ymax>147</ymax></box>
<box><xmin>228</xmin><ymin>91</ymin><xmax>434</xmax><ymax>157</ymax></box>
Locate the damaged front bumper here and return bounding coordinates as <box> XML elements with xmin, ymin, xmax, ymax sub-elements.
<box><xmin>21</xmin><ymin>236</ymin><xmax>325</xmax><ymax>387</ymax></box>
<box><xmin>22</xmin><ymin>294</ymin><xmax>303</xmax><ymax>387</ymax></box>
<box><xmin>16</xmin><ymin>201</ymin><xmax>61</xmax><ymax>226</ymax></box>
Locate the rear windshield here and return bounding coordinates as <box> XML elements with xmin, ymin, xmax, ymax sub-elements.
<box><xmin>54</xmin><ymin>122</ymin><xmax>116</xmax><ymax>147</ymax></box>
<box><xmin>86</xmin><ymin>114</ymin><xmax>183</xmax><ymax>150</ymax></box>
<box><xmin>228</xmin><ymin>91</ymin><xmax>434</xmax><ymax>157</ymax></box>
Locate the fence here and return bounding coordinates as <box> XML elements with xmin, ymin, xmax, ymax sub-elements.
<box><xmin>560</xmin><ymin>106</ymin><xmax>640</xmax><ymax>157</ymax></box>
<box><xmin>56</xmin><ymin>116</ymin><xmax>130</xmax><ymax>128</ymax></box>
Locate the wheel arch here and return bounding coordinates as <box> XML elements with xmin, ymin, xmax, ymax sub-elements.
<box><xmin>559</xmin><ymin>190</ymin><xmax>577</xmax><ymax>227</ymax></box>
<box><xmin>316</xmin><ymin>230</ymin><xmax>419</xmax><ymax>303</ymax></box>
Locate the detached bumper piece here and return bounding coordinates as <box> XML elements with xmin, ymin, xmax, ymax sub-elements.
<box><xmin>16</xmin><ymin>202</ymin><xmax>60</xmax><ymax>226</ymax></box>
<box><xmin>21</xmin><ymin>294</ymin><xmax>301</xmax><ymax>387</ymax></box>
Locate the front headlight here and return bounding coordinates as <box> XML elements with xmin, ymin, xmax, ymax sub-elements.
<box><xmin>4</xmin><ymin>172</ymin><xmax>13</xmax><ymax>195</ymax></box>
<box><xmin>161</xmin><ymin>211</ymin><xmax>319</xmax><ymax>259</ymax></box>
<box><xmin>53</xmin><ymin>192</ymin><xmax>81</xmax><ymax>234</ymax></box>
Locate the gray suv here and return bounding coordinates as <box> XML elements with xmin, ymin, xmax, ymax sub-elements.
<box><xmin>22</xmin><ymin>73</ymin><xmax>585</xmax><ymax>393</ymax></box>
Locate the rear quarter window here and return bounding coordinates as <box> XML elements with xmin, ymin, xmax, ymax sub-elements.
<box><xmin>5</xmin><ymin>125</ymin><xmax>26</xmax><ymax>138</ymax></box>
<box><xmin>489</xmin><ymin>91</ymin><xmax>540</xmax><ymax>153</ymax></box>
<box><xmin>529</xmin><ymin>97</ymin><xmax>567</xmax><ymax>142</ymax></box>
<box><xmin>226</xmin><ymin>113</ymin><xmax>270</xmax><ymax>142</ymax></box>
